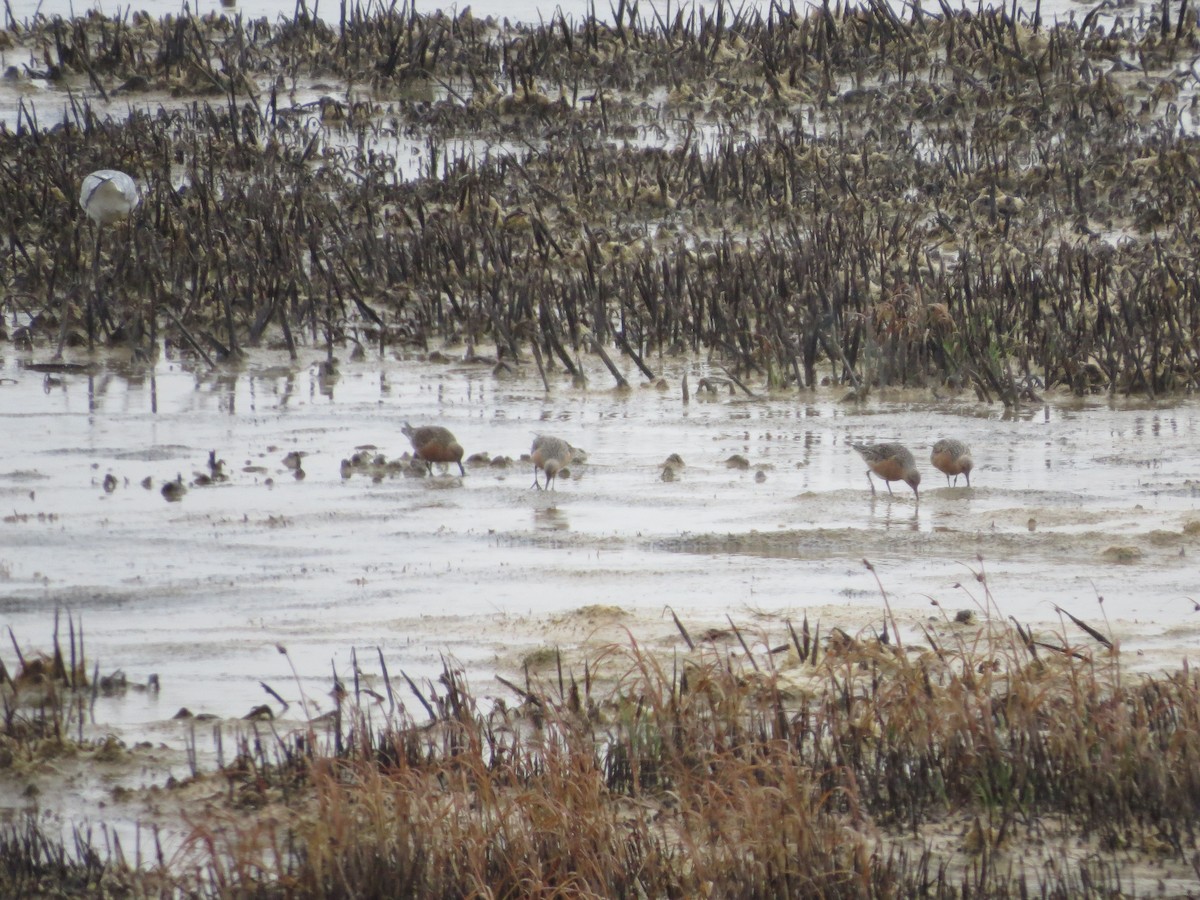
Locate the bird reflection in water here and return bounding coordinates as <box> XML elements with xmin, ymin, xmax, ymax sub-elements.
<box><xmin>534</xmin><ymin>505</ymin><xmax>569</xmax><ymax>531</ymax></box>
<box><xmin>867</xmin><ymin>493</ymin><xmax>920</xmax><ymax>532</ymax></box>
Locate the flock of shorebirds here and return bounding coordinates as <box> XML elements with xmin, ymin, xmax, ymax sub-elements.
<box><xmin>851</xmin><ymin>439</ymin><xmax>973</xmax><ymax>504</ymax></box>
<box><xmin>402</xmin><ymin>422</ymin><xmax>973</xmax><ymax>501</ymax></box>
<box><xmin>76</xmin><ymin>171</ymin><xmax>975</xmax><ymax>505</ymax></box>
<box><xmin>402</xmin><ymin>423</ymin><xmax>579</xmax><ymax>490</ymax></box>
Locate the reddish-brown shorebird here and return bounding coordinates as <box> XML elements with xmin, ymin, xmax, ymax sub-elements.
<box><xmin>402</xmin><ymin>422</ymin><xmax>464</xmax><ymax>475</ymax></box>
<box><xmin>530</xmin><ymin>435</ymin><xmax>575</xmax><ymax>490</ymax></box>
<box><xmin>930</xmin><ymin>439</ymin><xmax>973</xmax><ymax>487</ymax></box>
<box><xmin>852</xmin><ymin>442</ymin><xmax>921</xmax><ymax>502</ymax></box>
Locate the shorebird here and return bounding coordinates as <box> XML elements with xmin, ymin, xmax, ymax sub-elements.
<box><xmin>67</xmin><ymin>170</ymin><xmax>142</xmax><ymax>357</ymax></box>
<box><xmin>852</xmin><ymin>442</ymin><xmax>921</xmax><ymax>502</ymax></box>
<box><xmin>402</xmin><ymin>422</ymin><xmax>464</xmax><ymax>475</ymax></box>
<box><xmin>530</xmin><ymin>435</ymin><xmax>575</xmax><ymax>489</ymax></box>
<box><xmin>930</xmin><ymin>439</ymin><xmax>973</xmax><ymax>487</ymax></box>
<box><xmin>79</xmin><ymin>170</ymin><xmax>140</xmax><ymax>226</ymax></box>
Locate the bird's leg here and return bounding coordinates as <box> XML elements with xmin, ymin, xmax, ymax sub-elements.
<box><xmin>531</xmin><ymin>466</ymin><xmax>542</xmax><ymax>489</ymax></box>
<box><xmin>866</xmin><ymin>471</ymin><xmax>876</xmax><ymax>495</ymax></box>
<box><xmin>964</xmin><ymin>472</ymin><xmax>970</xmax><ymax>487</ymax></box>
<box><xmin>885</xmin><ymin>481</ymin><xmax>894</xmax><ymax>497</ymax></box>
<box><xmin>53</xmin><ymin>287</ymin><xmax>72</xmax><ymax>361</ymax></box>
<box><xmin>88</xmin><ymin>226</ymin><xmax>103</xmax><ymax>352</ymax></box>
<box><xmin>457</xmin><ymin>461</ymin><xmax>465</xmax><ymax>476</ymax></box>
<box><xmin>55</xmin><ymin>225</ymin><xmax>98</xmax><ymax>360</ymax></box>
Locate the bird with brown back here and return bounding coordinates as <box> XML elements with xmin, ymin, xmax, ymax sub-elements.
<box><xmin>530</xmin><ymin>435</ymin><xmax>575</xmax><ymax>489</ymax></box>
<box><xmin>930</xmin><ymin>439</ymin><xmax>973</xmax><ymax>487</ymax></box>
<box><xmin>852</xmin><ymin>442</ymin><xmax>921</xmax><ymax>502</ymax></box>
<box><xmin>403</xmin><ymin>422</ymin><xmax>464</xmax><ymax>475</ymax></box>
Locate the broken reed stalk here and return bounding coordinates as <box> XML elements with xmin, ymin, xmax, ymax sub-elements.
<box><xmin>401</xmin><ymin>670</ymin><xmax>437</xmax><ymax>720</ymax></box>
<box><xmin>6</xmin><ymin>628</ymin><xmax>27</xmax><ymax>670</ymax></box>
<box><xmin>726</xmin><ymin>614</ymin><xmax>759</xmax><ymax>672</ymax></box>
<box><xmin>667</xmin><ymin>606</ymin><xmax>695</xmax><ymax>650</ymax></box>
<box><xmin>587</xmin><ymin>334</ymin><xmax>629</xmax><ymax>389</ymax></box>
<box><xmin>376</xmin><ymin>646</ymin><xmax>396</xmax><ymax>714</ymax></box>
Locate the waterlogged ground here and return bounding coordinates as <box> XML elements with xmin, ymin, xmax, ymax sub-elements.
<box><xmin>2</xmin><ymin>345</ymin><xmax>1199</xmax><ymax>704</ymax></box>
<box><xmin>0</xmin><ymin>0</ymin><xmax>1127</xmax><ymax>29</ymax></box>
<box><xmin>0</xmin><ymin>0</ymin><xmax>1175</xmax><ymax>140</ymax></box>
<box><xmin>1</xmin><ymin>346</ymin><xmax>1199</xmax><ymax>855</ymax></box>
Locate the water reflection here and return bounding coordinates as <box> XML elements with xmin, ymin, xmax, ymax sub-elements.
<box><xmin>534</xmin><ymin>505</ymin><xmax>569</xmax><ymax>531</ymax></box>
<box><xmin>866</xmin><ymin>494</ymin><xmax>921</xmax><ymax>531</ymax></box>
<box><xmin>317</xmin><ymin>361</ymin><xmax>337</xmax><ymax>400</ymax></box>
<box><xmin>1000</xmin><ymin>404</ymin><xmax>1046</xmax><ymax>423</ymax></box>
<box><xmin>793</xmin><ymin>429</ymin><xmax>820</xmax><ymax>469</ymax></box>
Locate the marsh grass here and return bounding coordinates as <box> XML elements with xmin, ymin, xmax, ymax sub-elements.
<box><xmin>124</xmin><ymin>574</ymin><xmax>1196</xmax><ymax>897</ymax></box>
<box><xmin>0</xmin><ymin>614</ymin><xmax>177</xmax><ymax>894</ymax></box>
<box><xmin>1</xmin><ymin>610</ymin><xmax>92</xmax><ymax>746</ymax></box>
<box><xmin>1</xmin><ymin>583</ymin><xmax>1197</xmax><ymax>895</ymax></box>
<box><xmin>4</xmin><ymin>2</ymin><xmax>1200</xmax><ymax>396</ymax></box>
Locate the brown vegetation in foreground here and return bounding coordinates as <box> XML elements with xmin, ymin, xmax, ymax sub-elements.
<box><xmin>3</xmin><ymin>1</ymin><xmax>1200</xmax><ymax>397</ymax></box>
<box><xmin>3</xmin><ymin>569</ymin><xmax>1199</xmax><ymax>896</ymax></box>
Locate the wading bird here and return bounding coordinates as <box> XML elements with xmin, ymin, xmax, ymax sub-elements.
<box><xmin>80</xmin><ymin>170</ymin><xmax>141</xmax><ymax>226</ymax></box>
<box><xmin>530</xmin><ymin>435</ymin><xmax>575</xmax><ymax>489</ymax></box>
<box><xmin>930</xmin><ymin>439</ymin><xmax>973</xmax><ymax>487</ymax></box>
<box><xmin>852</xmin><ymin>442</ymin><xmax>921</xmax><ymax>502</ymax></box>
<box><xmin>403</xmin><ymin>423</ymin><xmax>464</xmax><ymax>475</ymax></box>
<box><xmin>67</xmin><ymin>170</ymin><xmax>141</xmax><ymax>357</ymax></box>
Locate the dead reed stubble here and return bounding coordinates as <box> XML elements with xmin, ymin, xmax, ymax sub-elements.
<box><xmin>3</xmin><ymin>3</ymin><xmax>1200</xmax><ymax>396</ymax></box>
<box><xmin>148</xmin><ymin>596</ymin><xmax>1200</xmax><ymax>898</ymax></box>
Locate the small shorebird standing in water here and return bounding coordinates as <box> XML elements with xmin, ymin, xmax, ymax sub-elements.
<box><xmin>852</xmin><ymin>442</ymin><xmax>921</xmax><ymax>502</ymax></box>
<box><xmin>530</xmin><ymin>435</ymin><xmax>575</xmax><ymax>489</ymax></box>
<box><xmin>930</xmin><ymin>439</ymin><xmax>973</xmax><ymax>487</ymax></box>
<box><xmin>402</xmin><ymin>422</ymin><xmax>464</xmax><ymax>475</ymax></box>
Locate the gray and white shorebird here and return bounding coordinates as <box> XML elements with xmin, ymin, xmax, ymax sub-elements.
<box><xmin>79</xmin><ymin>170</ymin><xmax>140</xmax><ymax>226</ymax></box>
<box><xmin>930</xmin><ymin>439</ymin><xmax>973</xmax><ymax>487</ymax></box>
<box><xmin>530</xmin><ymin>435</ymin><xmax>576</xmax><ymax>490</ymax></box>
<box><xmin>68</xmin><ymin>169</ymin><xmax>143</xmax><ymax>357</ymax></box>
<box><xmin>852</xmin><ymin>442</ymin><xmax>921</xmax><ymax>502</ymax></box>
<box><xmin>402</xmin><ymin>422</ymin><xmax>465</xmax><ymax>475</ymax></box>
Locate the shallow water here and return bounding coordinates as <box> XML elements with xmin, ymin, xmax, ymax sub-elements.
<box><xmin>2</xmin><ymin>345</ymin><xmax>1198</xmax><ymax>726</ymax></box>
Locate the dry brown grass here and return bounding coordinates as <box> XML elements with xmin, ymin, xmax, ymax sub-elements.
<box><xmin>2</xmin><ymin>579</ymin><xmax>1197</xmax><ymax>896</ymax></box>
<box><xmin>136</xmin><ymin>574</ymin><xmax>1199</xmax><ymax>898</ymax></box>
